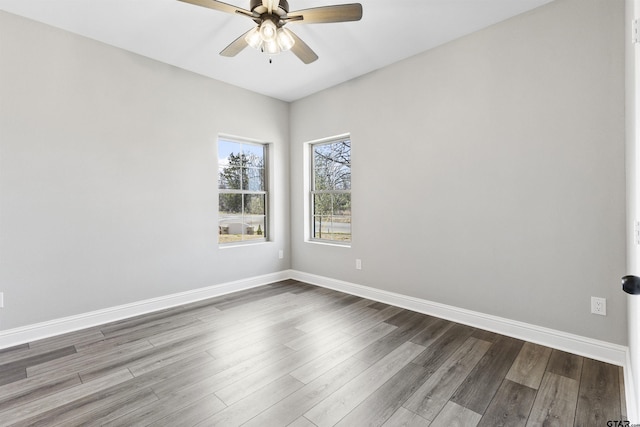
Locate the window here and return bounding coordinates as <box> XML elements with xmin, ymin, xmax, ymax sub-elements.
<box><xmin>311</xmin><ymin>137</ymin><xmax>351</xmax><ymax>243</ymax></box>
<box><xmin>218</xmin><ymin>137</ymin><xmax>267</xmax><ymax>244</ymax></box>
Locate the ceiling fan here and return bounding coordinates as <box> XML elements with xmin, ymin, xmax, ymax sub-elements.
<box><xmin>178</xmin><ymin>0</ymin><xmax>363</xmax><ymax>64</ymax></box>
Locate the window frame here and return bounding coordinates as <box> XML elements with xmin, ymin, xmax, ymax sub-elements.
<box><xmin>217</xmin><ymin>136</ymin><xmax>269</xmax><ymax>246</ymax></box>
<box><xmin>309</xmin><ymin>135</ymin><xmax>351</xmax><ymax>245</ymax></box>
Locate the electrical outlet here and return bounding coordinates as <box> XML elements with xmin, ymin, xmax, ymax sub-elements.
<box><xmin>591</xmin><ymin>296</ymin><xmax>606</xmax><ymax>316</ymax></box>
<box><xmin>356</xmin><ymin>259</ymin><xmax>362</xmax><ymax>270</ymax></box>
<box><xmin>278</xmin><ymin>250</ymin><xmax>284</xmax><ymax>259</ymax></box>
<box><xmin>0</xmin><ymin>292</ymin><xmax>4</xmax><ymax>308</ymax></box>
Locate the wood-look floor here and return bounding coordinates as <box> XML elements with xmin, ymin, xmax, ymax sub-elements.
<box><xmin>0</xmin><ymin>280</ymin><xmax>626</xmax><ymax>426</ymax></box>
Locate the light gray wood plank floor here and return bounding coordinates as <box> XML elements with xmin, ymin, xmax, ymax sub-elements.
<box><xmin>0</xmin><ymin>280</ymin><xmax>627</xmax><ymax>426</ymax></box>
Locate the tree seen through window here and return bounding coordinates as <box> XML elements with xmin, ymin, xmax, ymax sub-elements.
<box><xmin>218</xmin><ymin>138</ymin><xmax>267</xmax><ymax>244</ymax></box>
<box><xmin>311</xmin><ymin>138</ymin><xmax>351</xmax><ymax>243</ymax></box>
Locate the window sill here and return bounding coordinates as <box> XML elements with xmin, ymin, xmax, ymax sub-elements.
<box><xmin>219</xmin><ymin>240</ymin><xmax>269</xmax><ymax>249</ymax></box>
<box><xmin>306</xmin><ymin>240</ymin><xmax>351</xmax><ymax>248</ymax></box>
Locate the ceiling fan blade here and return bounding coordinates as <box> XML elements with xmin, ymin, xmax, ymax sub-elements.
<box><xmin>288</xmin><ymin>30</ymin><xmax>318</xmax><ymax>64</ymax></box>
<box><xmin>178</xmin><ymin>0</ymin><xmax>256</xmax><ymax>18</ymax></box>
<box><xmin>285</xmin><ymin>3</ymin><xmax>362</xmax><ymax>24</ymax></box>
<box><xmin>220</xmin><ymin>29</ymin><xmax>252</xmax><ymax>57</ymax></box>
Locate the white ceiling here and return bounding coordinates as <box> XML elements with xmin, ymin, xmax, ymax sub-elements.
<box><xmin>0</xmin><ymin>0</ymin><xmax>554</xmax><ymax>102</ymax></box>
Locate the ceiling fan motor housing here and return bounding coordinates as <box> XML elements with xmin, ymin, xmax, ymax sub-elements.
<box><xmin>250</xmin><ymin>0</ymin><xmax>289</xmax><ymax>14</ymax></box>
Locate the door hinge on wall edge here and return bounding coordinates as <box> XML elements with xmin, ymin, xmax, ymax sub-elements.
<box><xmin>634</xmin><ymin>19</ymin><xmax>640</xmax><ymax>44</ymax></box>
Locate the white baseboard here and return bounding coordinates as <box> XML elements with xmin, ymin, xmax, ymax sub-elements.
<box><xmin>0</xmin><ymin>270</ymin><xmax>290</xmax><ymax>349</ymax></box>
<box><xmin>0</xmin><ymin>269</ymin><xmax>634</xmax><ymax>419</ymax></box>
<box><xmin>2</xmin><ymin>269</ymin><xmax>627</xmax><ymax>365</ymax></box>
<box><xmin>290</xmin><ymin>270</ymin><xmax>629</xmax><ymax>367</ymax></box>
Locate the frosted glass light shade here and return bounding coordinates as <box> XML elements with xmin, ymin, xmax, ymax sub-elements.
<box><xmin>263</xmin><ymin>39</ymin><xmax>280</xmax><ymax>55</ymax></box>
<box><xmin>260</xmin><ymin>20</ymin><xmax>277</xmax><ymax>42</ymax></box>
<box><xmin>277</xmin><ymin>28</ymin><xmax>295</xmax><ymax>51</ymax></box>
<box><xmin>245</xmin><ymin>27</ymin><xmax>262</xmax><ymax>49</ymax></box>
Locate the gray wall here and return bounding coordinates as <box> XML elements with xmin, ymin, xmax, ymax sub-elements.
<box><xmin>290</xmin><ymin>0</ymin><xmax>627</xmax><ymax>344</ymax></box>
<box><xmin>0</xmin><ymin>0</ymin><xmax>628</xmax><ymax>346</ymax></box>
<box><xmin>0</xmin><ymin>12</ymin><xmax>291</xmax><ymax>330</ymax></box>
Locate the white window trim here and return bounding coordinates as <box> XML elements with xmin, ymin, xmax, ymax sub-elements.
<box><xmin>305</xmin><ymin>133</ymin><xmax>352</xmax><ymax>247</ymax></box>
<box><xmin>217</xmin><ymin>134</ymin><xmax>271</xmax><ymax>246</ymax></box>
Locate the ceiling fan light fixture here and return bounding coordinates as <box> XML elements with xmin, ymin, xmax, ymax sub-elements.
<box><xmin>276</xmin><ymin>28</ymin><xmax>295</xmax><ymax>51</ymax></box>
